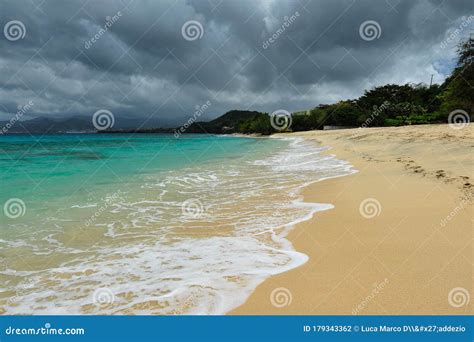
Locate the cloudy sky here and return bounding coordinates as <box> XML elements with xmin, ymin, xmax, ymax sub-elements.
<box><xmin>0</xmin><ymin>0</ymin><xmax>472</xmax><ymax>125</ymax></box>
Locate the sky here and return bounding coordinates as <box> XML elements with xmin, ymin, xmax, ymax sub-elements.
<box><xmin>0</xmin><ymin>0</ymin><xmax>472</xmax><ymax>126</ymax></box>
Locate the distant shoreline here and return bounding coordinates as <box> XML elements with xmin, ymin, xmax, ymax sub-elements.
<box><xmin>0</xmin><ymin>122</ymin><xmax>461</xmax><ymax>136</ymax></box>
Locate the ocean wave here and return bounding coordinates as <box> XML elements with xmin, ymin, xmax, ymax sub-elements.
<box><xmin>1</xmin><ymin>137</ymin><xmax>355</xmax><ymax>315</ymax></box>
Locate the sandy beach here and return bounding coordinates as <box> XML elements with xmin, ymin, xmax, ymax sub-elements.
<box><xmin>232</xmin><ymin>124</ymin><xmax>473</xmax><ymax>315</ymax></box>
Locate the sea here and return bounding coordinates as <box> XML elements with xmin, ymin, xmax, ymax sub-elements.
<box><xmin>0</xmin><ymin>133</ymin><xmax>354</xmax><ymax>314</ymax></box>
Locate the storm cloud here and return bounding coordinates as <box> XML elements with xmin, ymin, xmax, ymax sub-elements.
<box><xmin>0</xmin><ymin>0</ymin><xmax>472</xmax><ymax>125</ymax></box>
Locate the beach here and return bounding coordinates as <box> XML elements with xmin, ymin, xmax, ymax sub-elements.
<box><xmin>1</xmin><ymin>126</ymin><xmax>472</xmax><ymax>315</ymax></box>
<box><xmin>232</xmin><ymin>124</ymin><xmax>473</xmax><ymax>315</ymax></box>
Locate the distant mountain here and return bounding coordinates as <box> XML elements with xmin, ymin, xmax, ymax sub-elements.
<box><xmin>0</xmin><ymin>116</ymin><xmax>171</xmax><ymax>134</ymax></box>
<box><xmin>0</xmin><ymin>110</ymin><xmax>269</xmax><ymax>135</ymax></box>
<box><xmin>0</xmin><ymin>117</ymin><xmax>95</xmax><ymax>134</ymax></box>
<box><xmin>97</xmin><ymin>110</ymin><xmax>268</xmax><ymax>135</ymax></box>
<box><xmin>184</xmin><ymin>110</ymin><xmax>266</xmax><ymax>134</ymax></box>
<box><xmin>207</xmin><ymin>110</ymin><xmax>264</xmax><ymax>126</ymax></box>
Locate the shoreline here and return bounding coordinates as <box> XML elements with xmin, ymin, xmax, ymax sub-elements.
<box><xmin>0</xmin><ymin>133</ymin><xmax>355</xmax><ymax>315</ymax></box>
<box><xmin>231</xmin><ymin>124</ymin><xmax>473</xmax><ymax>315</ymax></box>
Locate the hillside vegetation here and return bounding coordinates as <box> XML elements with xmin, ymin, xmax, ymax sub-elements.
<box><xmin>187</xmin><ymin>37</ymin><xmax>472</xmax><ymax>135</ymax></box>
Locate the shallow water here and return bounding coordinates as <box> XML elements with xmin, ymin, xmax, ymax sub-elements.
<box><xmin>0</xmin><ymin>134</ymin><xmax>354</xmax><ymax>314</ymax></box>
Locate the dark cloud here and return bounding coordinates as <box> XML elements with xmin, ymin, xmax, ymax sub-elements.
<box><xmin>0</xmin><ymin>0</ymin><xmax>472</xmax><ymax>124</ymax></box>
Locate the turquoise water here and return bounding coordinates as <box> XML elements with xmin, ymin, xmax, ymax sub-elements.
<box><xmin>0</xmin><ymin>134</ymin><xmax>280</xmax><ymax>211</ymax></box>
<box><xmin>0</xmin><ymin>134</ymin><xmax>353</xmax><ymax>315</ymax></box>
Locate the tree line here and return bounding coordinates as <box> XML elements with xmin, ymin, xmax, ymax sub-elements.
<box><xmin>188</xmin><ymin>37</ymin><xmax>472</xmax><ymax>135</ymax></box>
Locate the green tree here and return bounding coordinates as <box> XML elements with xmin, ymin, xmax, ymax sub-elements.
<box><xmin>440</xmin><ymin>37</ymin><xmax>474</xmax><ymax>116</ymax></box>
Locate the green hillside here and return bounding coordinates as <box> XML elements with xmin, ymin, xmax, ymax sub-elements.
<box><xmin>197</xmin><ymin>37</ymin><xmax>472</xmax><ymax>136</ymax></box>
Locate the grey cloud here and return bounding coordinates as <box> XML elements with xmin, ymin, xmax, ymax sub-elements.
<box><xmin>0</xmin><ymin>0</ymin><xmax>472</xmax><ymax>124</ymax></box>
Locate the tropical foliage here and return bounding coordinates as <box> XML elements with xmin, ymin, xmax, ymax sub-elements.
<box><xmin>183</xmin><ymin>37</ymin><xmax>472</xmax><ymax>135</ymax></box>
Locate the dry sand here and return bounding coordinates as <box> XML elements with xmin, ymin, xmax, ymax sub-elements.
<box><xmin>232</xmin><ymin>124</ymin><xmax>473</xmax><ymax>315</ymax></box>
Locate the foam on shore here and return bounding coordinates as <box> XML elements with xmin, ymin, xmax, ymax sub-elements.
<box><xmin>1</xmin><ymin>137</ymin><xmax>355</xmax><ymax>315</ymax></box>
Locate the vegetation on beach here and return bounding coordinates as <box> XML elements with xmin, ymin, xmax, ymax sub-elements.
<box><xmin>186</xmin><ymin>37</ymin><xmax>472</xmax><ymax>135</ymax></box>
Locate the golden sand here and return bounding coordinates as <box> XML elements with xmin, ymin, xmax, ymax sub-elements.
<box><xmin>232</xmin><ymin>124</ymin><xmax>473</xmax><ymax>315</ymax></box>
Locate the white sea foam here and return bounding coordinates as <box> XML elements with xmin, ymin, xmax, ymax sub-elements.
<box><xmin>71</xmin><ymin>204</ymin><xmax>98</xmax><ymax>209</ymax></box>
<box><xmin>1</xmin><ymin>137</ymin><xmax>355</xmax><ymax>315</ymax></box>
